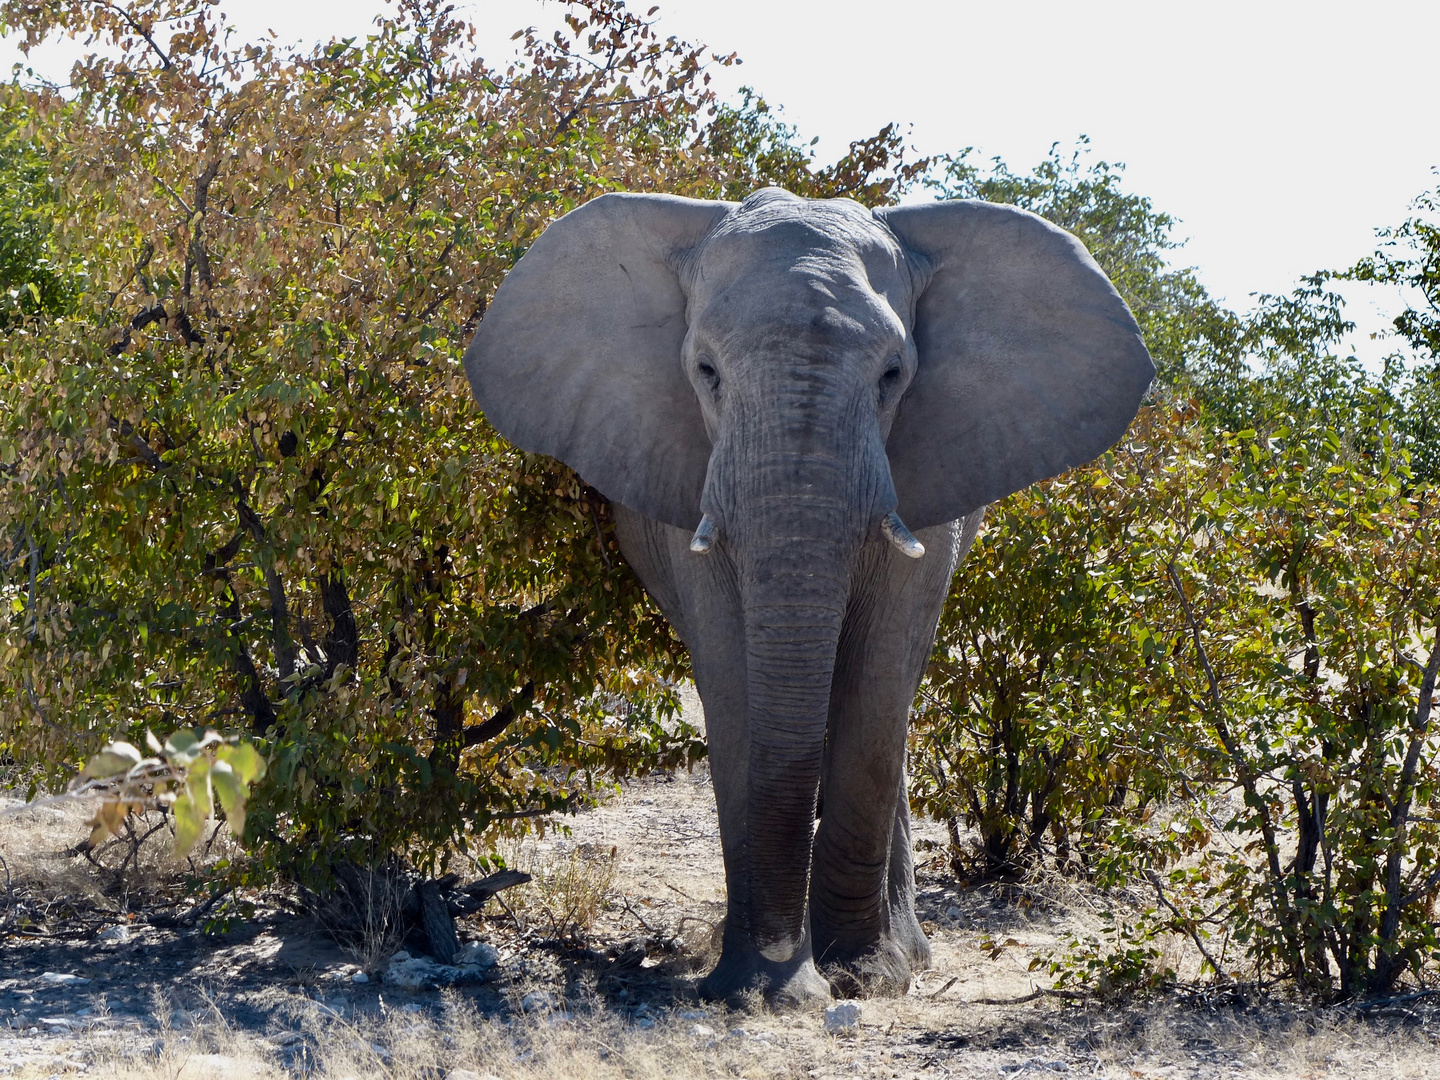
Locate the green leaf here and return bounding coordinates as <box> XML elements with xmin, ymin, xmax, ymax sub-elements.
<box><xmin>80</xmin><ymin>741</ymin><xmax>143</xmax><ymax>779</ymax></box>
<box><xmin>216</xmin><ymin>741</ymin><xmax>267</xmax><ymax>786</ymax></box>
<box><xmin>210</xmin><ymin>759</ymin><xmax>246</xmax><ymax>839</ymax></box>
<box><xmin>164</xmin><ymin>730</ymin><xmax>202</xmax><ymax>766</ymax></box>
<box><xmin>173</xmin><ymin>791</ymin><xmax>205</xmax><ymax>856</ymax></box>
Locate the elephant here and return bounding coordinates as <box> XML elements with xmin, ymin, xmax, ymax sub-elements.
<box><xmin>463</xmin><ymin>187</ymin><xmax>1153</xmax><ymax>1005</ymax></box>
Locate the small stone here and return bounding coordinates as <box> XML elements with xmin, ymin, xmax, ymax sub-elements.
<box><xmin>824</xmin><ymin>1000</ymin><xmax>862</xmax><ymax>1033</ymax></box>
<box><xmin>447</xmin><ymin>1071</ymin><xmax>504</xmax><ymax>1080</ymax></box>
<box><xmin>689</xmin><ymin>1023</ymin><xmax>716</xmax><ymax>1038</ymax></box>
<box><xmin>352</xmin><ymin>972</ymin><xmax>370</xmax><ymax>984</ymax></box>
<box><xmin>98</xmin><ymin>924</ymin><xmax>132</xmax><ymax>944</ymax></box>
<box><xmin>456</xmin><ymin>942</ymin><xmax>499</xmax><ymax>968</ymax></box>
<box><xmin>635</xmin><ymin>1016</ymin><xmax>655</xmax><ymax>1029</ymax></box>
<box><xmin>675</xmin><ymin>1009</ymin><xmax>706</xmax><ymax>1020</ymax></box>
<box><xmin>520</xmin><ymin>990</ymin><xmax>556</xmax><ymax>1013</ymax></box>
<box><xmin>946</xmin><ymin>905</ymin><xmax>964</xmax><ymax>921</ymax></box>
<box><xmin>384</xmin><ymin>955</ymin><xmax>462</xmax><ymax>990</ymax></box>
<box><xmin>36</xmin><ymin>973</ymin><xmax>89</xmax><ymax>988</ymax></box>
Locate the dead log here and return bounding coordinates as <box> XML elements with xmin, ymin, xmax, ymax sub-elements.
<box><xmin>417</xmin><ymin>879</ymin><xmax>460</xmax><ymax>964</ymax></box>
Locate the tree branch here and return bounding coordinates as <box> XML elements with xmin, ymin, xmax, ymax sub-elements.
<box><xmin>461</xmin><ymin>681</ymin><xmax>535</xmax><ymax>749</ymax></box>
<box><xmin>101</xmin><ymin>1</ymin><xmax>173</xmax><ymax>70</ymax></box>
<box><xmin>1146</xmin><ymin>869</ymin><xmax>1231</xmax><ymax>983</ymax></box>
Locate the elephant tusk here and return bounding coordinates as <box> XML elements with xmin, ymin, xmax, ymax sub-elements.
<box><xmin>880</xmin><ymin>511</ymin><xmax>925</xmax><ymax>559</ymax></box>
<box><xmin>690</xmin><ymin>513</ymin><xmax>718</xmax><ymax>555</ymax></box>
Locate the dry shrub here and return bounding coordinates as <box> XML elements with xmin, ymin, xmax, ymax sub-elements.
<box><xmin>301</xmin><ymin>857</ymin><xmax>413</xmax><ymax>972</ymax></box>
<box><xmin>500</xmin><ymin>841</ymin><xmax>619</xmax><ymax>941</ymax></box>
<box><xmin>0</xmin><ymin>793</ymin><xmax>238</xmax><ymax>921</ymax></box>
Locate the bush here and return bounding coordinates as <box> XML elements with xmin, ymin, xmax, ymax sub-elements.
<box><xmin>0</xmin><ymin>0</ymin><xmax>726</xmax><ymax>887</ymax></box>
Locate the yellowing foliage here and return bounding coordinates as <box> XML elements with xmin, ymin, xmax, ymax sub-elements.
<box><xmin>0</xmin><ymin>0</ymin><xmax>761</xmax><ymax>882</ymax></box>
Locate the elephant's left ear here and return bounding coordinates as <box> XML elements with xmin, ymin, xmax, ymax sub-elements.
<box><xmin>876</xmin><ymin>200</ymin><xmax>1154</xmax><ymax>530</ymax></box>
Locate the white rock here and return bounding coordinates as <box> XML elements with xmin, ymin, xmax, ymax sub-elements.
<box><xmin>36</xmin><ymin>973</ymin><xmax>89</xmax><ymax>987</ymax></box>
<box><xmin>384</xmin><ymin>956</ymin><xmax>461</xmax><ymax>991</ymax></box>
<box><xmin>520</xmin><ymin>990</ymin><xmax>556</xmax><ymax>1013</ymax></box>
<box><xmin>98</xmin><ymin>924</ymin><xmax>132</xmax><ymax>943</ymax></box>
<box><xmin>352</xmin><ymin>972</ymin><xmax>370</xmax><ymax>984</ymax></box>
<box><xmin>824</xmin><ymin>1000</ymin><xmax>862</xmax><ymax>1033</ymax></box>
<box><xmin>456</xmin><ymin>941</ymin><xmax>499</xmax><ymax>968</ymax></box>
<box><xmin>688</xmin><ymin>1023</ymin><xmax>716</xmax><ymax>1038</ymax></box>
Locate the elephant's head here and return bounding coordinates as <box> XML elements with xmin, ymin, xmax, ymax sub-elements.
<box><xmin>464</xmin><ymin>188</ymin><xmax>1153</xmax><ymax>962</ymax></box>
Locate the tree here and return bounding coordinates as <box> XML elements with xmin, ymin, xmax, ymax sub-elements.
<box><xmin>1139</xmin><ymin>377</ymin><xmax>1440</xmax><ymax>997</ymax></box>
<box><xmin>703</xmin><ymin>87</ymin><xmax>930</xmax><ymax>205</ymax></box>
<box><xmin>0</xmin><ymin>92</ymin><xmax>69</xmax><ymax>327</ymax></box>
<box><xmin>0</xmin><ymin>0</ymin><xmax>743</xmax><ymax>884</ymax></box>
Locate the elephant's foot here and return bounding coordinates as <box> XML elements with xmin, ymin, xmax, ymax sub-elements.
<box><xmin>812</xmin><ymin>919</ymin><xmax>932</xmax><ymax>998</ymax></box>
<box><xmin>698</xmin><ymin>940</ymin><xmax>832</xmax><ymax>1008</ymax></box>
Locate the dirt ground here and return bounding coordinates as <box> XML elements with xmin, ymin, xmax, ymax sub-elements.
<box><xmin>3</xmin><ymin>693</ymin><xmax>1440</xmax><ymax>1078</ymax></box>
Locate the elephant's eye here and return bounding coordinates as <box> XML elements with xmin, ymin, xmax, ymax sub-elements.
<box><xmin>879</xmin><ymin>363</ymin><xmax>903</xmax><ymax>397</ymax></box>
<box><xmin>696</xmin><ymin>358</ymin><xmax>721</xmax><ymax>393</ymax></box>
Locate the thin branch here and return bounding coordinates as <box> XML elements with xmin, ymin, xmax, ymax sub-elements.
<box><xmin>1379</xmin><ymin>631</ymin><xmax>1440</xmax><ymax>950</ymax></box>
<box><xmin>101</xmin><ymin>1</ymin><xmax>173</xmax><ymax>70</ymax></box>
<box><xmin>1145</xmin><ymin>869</ymin><xmax>1231</xmax><ymax>983</ymax></box>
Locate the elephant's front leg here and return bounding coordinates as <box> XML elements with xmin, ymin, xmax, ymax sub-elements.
<box><xmin>809</xmin><ymin>514</ymin><xmax>978</xmax><ymax>992</ymax></box>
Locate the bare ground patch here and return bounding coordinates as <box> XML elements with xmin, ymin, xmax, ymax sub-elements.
<box><xmin>4</xmin><ymin>755</ymin><xmax>1440</xmax><ymax>1079</ymax></box>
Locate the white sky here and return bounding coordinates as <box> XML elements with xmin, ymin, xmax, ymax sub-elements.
<box><xmin>6</xmin><ymin>0</ymin><xmax>1437</xmax><ymax>364</ymax></box>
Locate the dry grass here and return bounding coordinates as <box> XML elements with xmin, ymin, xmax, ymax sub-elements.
<box><xmin>1</xmin><ymin>793</ymin><xmax>239</xmax><ymax>892</ymax></box>
<box><xmin>4</xmin><ymin>992</ymin><xmax>812</xmax><ymax>1080</ymax></box>
<box><xmin>7</xmin><ymin>774</ymin><xmax>1440</xmax><ymax>1079</ymax></box>
<box><xmin>7</xmin><ymin>987</ymin><xmax>1440</xmax><ymax>1079</ymax></box>
<box><xmin>497</xmin><ymin>839</ymin><xmax>619</xmax><ymax>940</ymax></box>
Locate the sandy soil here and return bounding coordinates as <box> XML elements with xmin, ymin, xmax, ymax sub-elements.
<box><xmin>3</xmin><ymin>694</ymin><xmax>1439</xmax><ymax>1078</ymax></box>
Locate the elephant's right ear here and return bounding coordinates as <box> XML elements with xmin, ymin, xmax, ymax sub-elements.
<box><xmin>876</xmin><ymin>200</ymin><xmax>1155</xmax><ymax>530</ymax></box>
<box><xmin>464</xmin><ymin>193</ymin><xmax>731</xmax><ymax>530</ymax></box>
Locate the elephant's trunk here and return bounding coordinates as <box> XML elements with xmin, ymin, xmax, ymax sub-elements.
<box><xmin>717</xmin><ymin>428</ymin><xmax>887</xmax><ymax>962</ymax></box>
<box><xmin>741</xmin><ymin>531</ymin><xmax>850</xmax><ymax>961</ymax></box>
<box><xmin>699</xmin><ymin>375</ymin><xmax>901</xmax><ymax>963</ymax></box>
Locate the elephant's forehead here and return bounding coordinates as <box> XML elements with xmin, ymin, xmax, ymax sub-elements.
<box><xmin>697</xmin><ymin>271</ymin><xmax>901</xmax><ymax>351</ymax></box>
<box><xmin>699</xmin><ymin>197</ymin><xmax>906</xmax><ymax>282</ymax></box>
<box><xmin>690</xmin><ymin>199</ymin><xmax>911</xmax><ymax>349</ymax></box>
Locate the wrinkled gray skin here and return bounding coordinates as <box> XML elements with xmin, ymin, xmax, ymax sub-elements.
<box><xmin>464</xmin><ymin>188</ymin><xmax>1154</xmax><ymax>1005</ymax></box>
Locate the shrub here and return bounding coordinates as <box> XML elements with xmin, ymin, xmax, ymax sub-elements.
<box><xmin>0</xmin><ymin>0</ymin><xmax>723</xmax><ymax>887</ymax></box>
